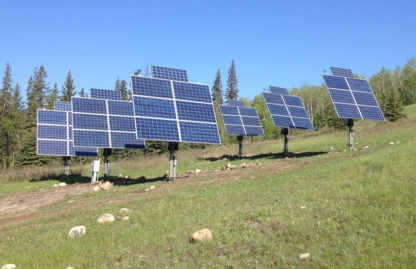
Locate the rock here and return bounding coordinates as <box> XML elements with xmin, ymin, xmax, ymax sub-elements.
<box><xmin>239</xmin><ymin>163</ymin><xmax>247</xmax><ymax>168</ymax></box>
<box><xmin>301</xmin><ymin>206</ymin><xmax>306</xmax><ymax>209</ymax></box>
<box><xmin>299</xmin><ymin>253</ymin><xmax>310</xmax><ymax>259</ymax></box>
<box><xmin>227</xmin><ymin>163</ymin><xmax>231</xmax><ymax>168</ymax></box>
<box><xmin>187</xmin><ymin>170</ymin><xmax>195</xmax><ymax>174</ymax></box>
<box><xmin>330</xmin><ymin>147</ymin><xmax>334</xmax><ymax>150</ymax></box>
<box><xmin>229</xmin><ymin>165</ymin><xmax>237</xmax><ymax>169</ymax></box>
<box><xmin>222</xmin><ymin>157</ymin><xmax>228</xmax><ymax>160</ymax></box>
<box><xmin>149</xmin><ymin>185</ymin><xmax>155</xmax><ymax>191</ymax></box>
<box><xmin>145</xmin><ymin>188</ymin><xmax>150</xmax><ymax>192</ymax></box>
<box><xmin>68</xmin><ymin>226</ymin><xmax>86</xmax><ymax>238</ymax></box>
<box><xmin>99</xmin><ymin>181</ymin><xmax>113</xmax><ymax>190</ymax></box>
<box><xmin>389</xmin><ymin>142</ymin><xmax>395</xmax><ymax>145</ymax></box>
<box><xmin>66</xmin><ymin>267</ymin><xmax>75</xmax><ymax>269</ymax></box>
<box><xmin>119</xmin><ymin>208</ymin><xmax>131</xmax><ymax>214</ymax></box>
<box><xmin>59</xmin><ymin>182</ymin><xmax>67</xmax><ymax>187</ymax></box>
<box><xmin>122</xmin><ymin>216</ymin><xmax>130</xmax><ymax>221</ymax></box>
<box><xmin>363</xmin><ymin>145</ymin><xmax>369</xmax><ymax>149</ymax></box>
<box><xmin>68</xmin><ymin>200</ymin><xmax>74</xmax><ymax>203</ymax></box>
<box><xmin>97</xmin><ymin>213</ymin><xmax>115</xmax><ymax>223</ymax></box>
<box><xmin>195</xmin><ymin>169</ymin><xmax>202</xmax><ymax>173</ymax></box>
<box><xmin>118</xmin><ymin>174</ymin><xmax>123</xmax><ymax>177</ymax></box>
<box><xmin>53</xmin><ymin>184</ymin><xmax>58</xmax><ymax>187</ymax></box>
<box><xmin>124</xmin><ymin>175</ymin><xmax>130</xmax><ymax>179</ymax></box>
<box><xmin>192</xmin><ymin>228</ymin><xmax>213</xmax><ymax>242</ymax></box>
<box><xmin>92</xmin><ymin>186</ymin><xmax>101</xmax><ymax>192</ymax></box>
<box><xmin>1</xmin><ymin>265</ymin><xmax>16</xmax><ymax>269</ymax></box>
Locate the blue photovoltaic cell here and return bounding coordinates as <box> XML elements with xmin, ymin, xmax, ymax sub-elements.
<box><xmin>269</xmin><ymin>86</ymin><xmax>289</xmax><ymax>95</ymax></box>
<box><xmin>173</xmin><ymin>82</ymin><xmax>211</xmax><ymax>103</ymax></box>
<box><xmin>323</xmin><ymin>74</ymin><xmax>385</xmax><ymax>121</ymax></box>
<box><xmin>219</xmin><ymin>105</ymin><xmax>264</xmax><ymax>136</ymax></box>
<box><xmin>227</xmin><ymin>100</ymin><xmax>246</xmax><ymax>107</ymax></box>
<box><xmin>37</xmin><ymin>109</ymin><xmax>98</xmax><ymax>156</ymax></box>
<box><xmin>54</xmin><ymin>101</ymin><xmax>72</xmax><ymax>111</ymax></box>
<box><xmin>323</xmin><ymin>75</ymin><xmax>349</xmax><ymax>90</ymax></box>
<box><xmin>152</xmin><ymin>66</ymin><xmax>188</xmax><ymax>82</ymax></box>
<box><xmin>263</xmin><ymin>93</ymin><xmax>284</xmax><ymax>104</ymax></box>
<box><xmin>91</xmin><ymin>88</ymin><xmax>121</xmax><ymax>100</ymax></box>
<box><xmin>71</xmin><ymin>97</ymin><xmax>146</xmax><ymax>149</ymax></box>
<box><xmin>263</xmin><ymin>92</ymin><xmax>314</xmax><ymax>130</ymax></box>
<box><xmin>330</xmin><ymin>67</ymin><xmax>354</xmax><ymax>78</ymax></box>
<box><xmin>131</xmin><ymin>73</ymin><xmax>220</xmax><ymax>144</ymax></box>
<box><xmin>131</xmin><ymin>76</ymin><xmax>173</xmax><ymax>98</ymax></box>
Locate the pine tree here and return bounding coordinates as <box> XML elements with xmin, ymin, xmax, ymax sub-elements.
<box><xmin>211</xmin><ymin>69</ymin><xmax>223</xmax><ymax>104</ymax></box>
<box><xmin>226</xmin><ymin>59</ymin><xmax>239</xmax><ymax>100</ymax></box>
<box><xmin>1</xmin><ymin>63</ymin><xmax>14</xmax><ymax>169</ymax></box>
<box><xmin>381</xmin><ymin>89</ymin><xmax>406</xmax><ymax>122</ymax></box>
<box><xmin>79</xmin><ymin>87</ymin><xmax>87</xmax><ymax>97</ymax></box>
<box><xmin>119</xmin><ymin>80</ymin><xmax>129</xmax><ymax>101</ymax></box>
<box><xmin>324</xmin><ymin>102</ymin><xmax>345</xmax><ymax>130</ymax></box>
<box><xmin>33</xmin><ymin>65</ymin><xmax>49</xmax><ymax>108</ymax></box>
<box><xmin>61</xmin><ymin>70</ymin><xmax>76</xmax><ymax>101</ymax></box>
<box><xmin>9</xmin><ymin>83</ymin><xmax>24</xmax><ymax>167</ymax></box>
<box><xmin>46</xmin><ymin>83</ymin><xmax>58</xmax><ymax>109</ymax></box>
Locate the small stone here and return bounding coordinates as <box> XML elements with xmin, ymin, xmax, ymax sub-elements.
<box><xmin>363</xmin><ymin>145</ymin><xmax>369</xmax><ymax>149</ymax></box>
<box><xmin>99</xmin><ymin>181</ymin><xmax>113</xmax><ymax>190</ymax></box>
<box><xmin>187</xmin><ymin>170</ymin><xmax>195</xmax><ymax>174</ymax></box>
<box><xmin>59</xmin><ymin>182</ymin><xmax>67</xmax><ymax>187</ymax></box>
<box><xmin>118</xmin><ymin>174</ymin><xmax>123</xmax><ymax>177</ymax></box>
<box><xmin>389</xmin><ymin>142</ymin><xmax>395</xmax><ymax>145</ymax></box>
<box><xmin>239</xmin><ymin>163</ymin><xmax>247</xmax><ymax>168</ymax></box>
<box><xmin>68</xmin><ymin>200</ymin><xmax>74</xmax><ymax>203</ymax></box>
<box><xmin>92</xmin><ymin>186</ymin><xmax>101</xmax><ymax>192</ymax></box>
<box><xmin>195</xmin><ymin>169</ymin><xmax>202</xmax><ymax>173</ymax></box>
<box><xmin>124</xmin><ymin>175</ymin><xmax>130</xmax><ymax>179</ymax></box>
<box><xmin>53</xmin><ymin>184</ymin><xmax>58</xmax><ymax>187</ymax></box>
<box><xmin>119</xmin><ymin>208</ymin><xmax>131</xmax><ymax>214</ymax></box>
<box><xmin>1</xmin><ymin>265</ymin><xmax>16</xmax><ymax>269</ymax></box>
<box><xmin>68</xmin><ymin>226</ymin><xmax>86</xmax><ymax>238</ymax></box>
<box><xmin>192</xmin><ymin>228</ymin><xmax>213</xmax><ymax>242</ymax></box>
<box><xmin>149</xmin><ymin>185</ymin><xmax>155</xmax><ymax>191</ymax></box>
<box><xmin>145</xmin><ymin>188</ymin><xmax>150</xmax><ymax>192</ymax></box>
<box><xmin>66</xmin><ymin>267</ymin><xmax>75</xmax><ymax>269</ymax></box>
<box><xmin>229</xmin><ymin>165</ymin><xmax>237</xmax><ymax>169</ymax></box>
<box><xmin>122</xmin><ymin>216</ymin><xmax>130</xmax><ymax>221</ymax></box>
<box><xmin>330</xmin><ymin>147</ymin><xmax>334</xmax><ymax>150</ymax></box>
<box><xmin>97</xmin><ymin>213</ymin><xmax>115</xmax><ymax>223</ymax></box>
<box><xmin>299</xmin><ymin>253</ymin><xmax>310</xmax><ymax>259</ymax></box>
<box><xmin>301</xmin><ymin>206</ymin><xmax>306</xmax><ymax>209</ymax></box>
<box><xmin>222</xmin><ymin>157</ymin><xmax>228</xmax><ymax>160</ymax></box>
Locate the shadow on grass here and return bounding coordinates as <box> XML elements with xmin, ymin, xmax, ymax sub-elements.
<box><xmin>204</xmin><ymin>151</ymin><xmax>328</xmax><ymax>162</ymax></box>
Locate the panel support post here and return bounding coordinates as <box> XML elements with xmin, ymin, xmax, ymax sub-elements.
<box><xmin>63</xmin><ymin>156</ymin><xmax>70</xmax><ymax>179</ymax></box>
<box><xmin>237</xmin><ymin>135</ymin><xmax>243</xmax><ymax>158</ymax></box>
<box><xmin>167</xmin><ymin>142</ymin><xmax>178</xmax><ymax>180</ymax></box>
<box><xmin>281</xmin><ymin>128</ymin><xmax>289</xmax><ymax>157</ymax></box>
<box><xmin>345</xmin><ymin>119</ymin><xmax>354</xmax><ymax>151</ymax></box>
<box><xmin>103</xmin><ymin>148</ymin><xmax>111</xmax><ymax>179</ymax></box>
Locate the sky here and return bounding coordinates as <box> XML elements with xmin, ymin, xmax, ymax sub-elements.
<box><xmin>1</xmin><ymin>0</ymin><xmax>415</xmax><ymax>101</ymax></box>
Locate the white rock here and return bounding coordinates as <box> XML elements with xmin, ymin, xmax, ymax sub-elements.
<box><xmin>68</xmin><ymin>226</ymin><xmax>86</xmax><ymax>238</ymax></box>
<box><xmin>195</xmin><ymin>169</ymin><xmax>202</xmax><ymax>173</ymax></box>
<box><xmin>192</xmin><ymin>228</ymin><xmax>213</xmax><ymax>242</ymax></box>
<box><xmin>299</xmin><ymin>253</ymin><xmax>310</xmax><ymax>259</ymax></box>
<box><xmin>145</xmin><ymin>188</ymin><xmax>150</xmax><ymax>192</ymax></box>
<box><xmin>124</xmin><ymin>175</ymin><xmax>130</xmax><ymax>179</ymax></box>
<box><xmin>119</xmin><ymin>208</ymin><xmax>131</xmax><ymax>214</ymax></box>
<box><xmin>363</xmin><ymin>145</ymin><xmax>369</xmax><ymax>149</ymax></box>
<box><xmin>118</xmin><ymin>174</ymin><xmax>123</xmax><ymax>177</ymax></box>
<box><xmin>330</xmin><ymin>147</ymin><xmax>334</xmax><ymax>150</ymax></box>
<box><xmin>99</xmin><ymin>181</ymin><xmax>113</xmax><ymax>190</ymax></box>
<box><xmin>301</xmin><ymin>206</ymin><xmax>306</xmax><ymax>209</ymax></box>
<box><xmin>97</xmin><ymin>213</ymin><xmax>115</xmax><ymax>223</ymax></box>
<box><xmin>122</xmin><ymin>216</ymin><xmax>130</xmax><ymax>221</ymax></box>
<box><xmin>390</xmin><ymin>142</ymin><xmax>395</xmax><ymax>145</ymax></box>
<box><xmin>59</xmin><ymin>182</ymin><xmax>67</xmax><ymax>187</ymax></box>
<box><xmin>66</xmin><ymin>267</ymin><xmax>75</xmax><ymax>269</ymax></box>
<box><xmin>53</xmin><ymin>184</ymin><xmax>58</xmax><ymax>187</ymax></box>
<box><xmin>1</xmin><ymin>265</ymin><xmax>16</xmax><ymax>269</ymax></box>
<box><xmin>149</xmin><ymin>185</ymin><xmax>155</xmax><ymax>191</ymax></box>
<box><xmin>92</xmin><ymin>186</ymin><xmax>101</xmax><ymax>192</ymax></box>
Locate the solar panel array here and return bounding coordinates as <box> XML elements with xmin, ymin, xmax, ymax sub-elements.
<box><xmin>227</xmin><ymin>99</ymin><xmax>246</xmax><ymax>107</ymax></box>
<box><xmin>37</xmin><ymin>108</ymin><xmax>98</xmax><ymax>157</ymax></box>
<box><xmin>131</xmin><ymin>75</ymin><xmax>221</xmax><ymax>144</ymax></box>
<box><xmin>151</xmin><ymin>66</ymin><xmax>188</xmax><ymax>82</ymax></box>
<box><xmin>54</xmin><ymin>101</ymin><xmax>72</xmax><ymax>111</ymax></box>
<box><xmin>90</xmin><ymin>88</ymin><xmax>121</xmax><ymax>100</ymax></box>
<box><xmin>219</xmin><ymin>104</ymin><xmax>264</xmax><ymax>136</ymax></box>
<box><xmin>323</xmin><ymin>75</ymin><xmax>385</xmax><ymax>121</ymax></box>
<box><xmin>330</xmin><ymin>67</ymin><xmax>354</xmax><ymax>78</ymax></box>
<box><xmin>71</xmin><ymin>97</ymin><xmax>146</xmax><ymax>149</ymax></box>
<box><xmin>263</xmin><ymin>92</ymin><xmax>314</xmax><ymax>130</ymax></box>
<box><xmin>269</xmin><ymin>86</ymin><xmax>289</xmax><ymax>95</ymax></box>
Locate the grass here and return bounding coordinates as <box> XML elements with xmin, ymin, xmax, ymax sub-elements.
<box><xmin>1</xmin><ymin>104</ymin><xmax>416</xmax><ymax>268</ymax></box>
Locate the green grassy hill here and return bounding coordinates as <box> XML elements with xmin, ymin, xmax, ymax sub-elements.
<box><xmin>1</xmin><ymin>105</ymin><xmax>416</xmax><ymax>268</ymax></box>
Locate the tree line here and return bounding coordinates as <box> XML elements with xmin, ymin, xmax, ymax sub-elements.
<box><xmin>1</xmin><ymin>58</ymin><xmax>414</xmax><ymax>169</ymax></box>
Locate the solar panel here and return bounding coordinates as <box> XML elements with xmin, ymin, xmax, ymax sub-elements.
<box><xmin>227</xmin><ymin>100</ymin><xmax>246</xmax><ymax>107</ymax></box>
<box><xmin>131</xmin><ymin>75</ymin><xmax>221</xmax><ymax>144</ymax></box>
<box><xmin>219</xmin><ymin>103</ymin><xmax>264</xmax><ymax>136</ymax></box>
<box><xmin>90</xmin><ymin>88</ymin><xmax>121</xmax><ymax>100</ymax></box>
<box><xmin>37</xmin><ymin>109</ymin><xmax>98</xmax><ymax>157</ymax></box>
<box><xmin>269</xmin><ymin>86</ymin><xmax>289</xmax><ymax>95</ymax></box>
<box><xmin>54</xmin><ymin>101</ymin><xmax>72</xmax><ymax>111</ymax></box>
<box><xmin>72</xmin><ymin>97</ymin><xmax>146</xmax><ymax>149</ymax></box>
<box><xmin>330</xmin><ymin>67</ymin><xmax>354</xmax><ymax>78</ymax></box>
<box><xmin>151</xmin><ymin>66</ymin><xmax>188</xmax><ymax>82</ymax></box>
<box><xmin>263</xmin><ymin>93</ymin><xmax>314</xmax><ymax>130</ymax></box>
<box><xmin>323</xmin><ymin>74</ymin><xmax>385</xmax><ymax>121</ymax></box>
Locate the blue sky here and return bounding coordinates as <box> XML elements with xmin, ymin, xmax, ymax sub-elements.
<box><xmin>1</xmin><ymin>0</ymin><xmax>415</xmax><ymax>101</ymax></box>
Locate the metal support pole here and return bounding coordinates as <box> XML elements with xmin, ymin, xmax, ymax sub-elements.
<box><xmin>104</xmin><ymin>155</ymin><xmax>109</xmax><ymax>179</ymax></box>
<box><xmin>169</xmin><ymin>149</ymin><xmax>176</xmax><ymax>180</ymax></box>
<box><xmin>345</xmin><ymin>119</ymin><xmax>354</xmax><ymax>151</ymax></box>
<box><xmin>63</xmin><ymin>156</ymin><xmax>70</xmax><ymax>178</ymax></box>
<box><xmin>237</xmin><ymin>135</ymin><xmax>243</xmax><ymax>158</ymax></box>
<box><xmin>281</xmin><ymin>128</ymin><xmax>289</xmax><ymax>157</ymax></box>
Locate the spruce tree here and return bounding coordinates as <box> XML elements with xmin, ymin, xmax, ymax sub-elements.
<box><xmin>1</xmin><ymin>63</ymin><xmax>14</xmax><ymax>169</ymax></box>
<box><xmin>211</xmin><ymin>69</ymin><xmax>223</xmax><ymax>104</ymax></box>
<box><xmin>79</xmin><ymin>87</ymin><xmax>87</xmax><ymax>97</ymax></box>
<box><xmin>226</xmin><ymin>59</ymin><xmax>239</xmax><ymax>100</ymax></box>
<box><xmin>324</xmin><ymin>102</ymin><xmax>345</xmax><ymax>130</ymax></box>
<box><xmin>61</xmin><ymin>70</ymin><xmax>76</xmax><ymax>101</ymax></box>
<box><xmin>46</xmin><ymin>83</ymin><xmax>58</xmax><ymax>109</ymax></box>
<box><xmin>381</xmin><ymin>89</ymin><xmax>406</xmax><ymax>122</ymax></box>
<box><xmin>119</xmin><ymin>79</ymin><xmax>129</xmax><ymax>101</ymax></box>
<box><xmin>33</xmin><ymin>65</ymin><xmax>49</xmax><ymax>108</ymax></box>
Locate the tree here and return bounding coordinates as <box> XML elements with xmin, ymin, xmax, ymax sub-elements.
<box><xmin>79</xmin><ymin>87</ymin><xmax>87</xmax><ymax>97</ymax></box>
<box><xmin>61</xmin><ymin>70</ymin><xmax>76</xmax><ymax>101</ymax></box>
<box><xmin>32</xmin><ymin>65</ymin><xmax>49</xmax><ymax>108</ymax></box>
<box><xmin>211</xmin><ymin>69</ymin><xmax>223</xmax><ymax>104</ymax></box>
<box><xmin>380</xmin><ymin>89</ymin><xmax>406</xmax><ymax>122</ymax></box>
<box><xmin>0</xmin><ymin>63</ymin><xmax>14</xmax><ymax>169</ymax></box>
<box><xmin>46</xmin><ymin>83</ymin><xmax>58</xmax><ymax>109</ymax></box>
<box><xmin>226</xmin><ymin>59</ymin><xmax>238</xmax><ymax>100</ymax></box>
<box><xmin>324</xmin><ymin>102</ymin><xmax>345</xmax><ymax>130</ymax></box>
